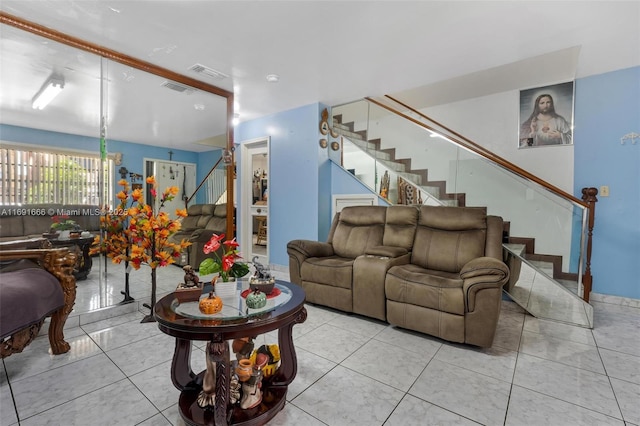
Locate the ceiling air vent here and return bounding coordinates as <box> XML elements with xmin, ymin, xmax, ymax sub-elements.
<box><xmin>161</xmin><ymin>81</ymin><xmax>194</xmax><ymax>94</ymax></box>
<box><xmin>189</xmin><ymin>63</ymin><xmax>229</xmax><ymax>80</ymax></box>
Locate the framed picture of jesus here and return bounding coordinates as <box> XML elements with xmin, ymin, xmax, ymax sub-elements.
<box><xmin>519</xmin><ymin>81</ymin><xmax>574</xmax><ymax>148</ymax></box>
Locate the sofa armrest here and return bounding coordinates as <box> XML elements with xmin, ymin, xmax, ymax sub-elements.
<box><xmin>287</xmin><ymin>240</ymin><xmax>334</xmax><ymax>258</ymax></box>
<box><xmin>461</xmin><ymin>257</ymin><xmax>509</xmax><ymax>312</ymax></box>
<box><xmin>365</xmin><ymin>245</ymin><xmax>408</xmax><ymax>258</ymax></box>
<box><xmin>287</xmin><ymin>240</ymin><xmax>335</xmax><ymax>285</ymax></box>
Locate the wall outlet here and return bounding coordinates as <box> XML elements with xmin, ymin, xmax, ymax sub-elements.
<box><xmin>600</xmin><ymin>185</ymin><xmax>610</xmax><ymax>197</ymax></box>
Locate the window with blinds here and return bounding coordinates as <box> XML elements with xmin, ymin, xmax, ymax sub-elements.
<box><xmin>0</xmin><ymin>147</ymin><xmax>113</xmax><ymax>205</ymax></box>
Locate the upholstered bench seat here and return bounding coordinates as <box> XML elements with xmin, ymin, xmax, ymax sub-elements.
<box><xmin>0</xmin><ymin>261</ymin><xmax>65</xmax><ymax>339</ymax></box>
<box><xmin>0</xmin><ymin>246</ymin><xmax>77</xmax><ymax>358</ymax></box>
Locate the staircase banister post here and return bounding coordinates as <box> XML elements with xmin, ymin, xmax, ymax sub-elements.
<box><xmin>581</xmin><ymin>187</ymin><xmax>598</xmax><ymax>303</ymax></box>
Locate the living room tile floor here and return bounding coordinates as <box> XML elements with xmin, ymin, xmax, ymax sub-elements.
<box><xmin>2</xmin><ymin>267</ymin><xmax>639</xmax><ymax>425</ymax></box>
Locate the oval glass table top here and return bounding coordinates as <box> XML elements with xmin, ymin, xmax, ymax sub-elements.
<box><xmin>154</xmin><ymin>279</ymin><xmax>304</xmax><ymax>333</ymax></box>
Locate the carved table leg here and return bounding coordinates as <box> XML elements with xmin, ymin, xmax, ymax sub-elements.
<box><xmin>211</xmin><ymin>340</ymin><xmax>230</xmax><ymax>426</ymax></box>
<box><xmin>271</xmin><ymin>307</ymin><xmax>307</xmax><ymax>387</ymax></box>
<box><xmin>171</xmin><ymin>338</ymin><xmax>195</xmax><ymax>391</ymax></box>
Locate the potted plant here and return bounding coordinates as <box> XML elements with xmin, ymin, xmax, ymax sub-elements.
<box><xmin>50</xmin><ymin>215</ymin><xmax>79</xmax><ymax>238</ymax></box>
<box><xmin>199</xmin><ymin>233</ymin><xmax>250</xmax><ymax>297</ymax></box>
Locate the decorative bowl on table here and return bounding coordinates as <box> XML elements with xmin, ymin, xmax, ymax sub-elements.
<box><xmin>249</xmin><ymin>276</ymin><xmax>276</xmax><ymax>295</ymax></box>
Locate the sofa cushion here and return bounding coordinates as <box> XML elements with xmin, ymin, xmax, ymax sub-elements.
<box><xmin>383</xmin><ymin>205</ymin><xmax>418</xmax><ymax>250</ymax></box>
<box><xmin>63</xmin><ymin>204</ymin><xmax>100</xmax><ymax>231</ymax></box>
<box><xmin>386</xmin><ymin>263</ymin><xmax>465</xmax><ymax>315</ymax></box>
<box><xmin>213</xmin><ymin>204</ymin><xmax>227</xmax><ymax>218</ymax></box>
<box><xmin>0</xmin><ymin>215</ymin><xmax>24</xmax><ymax>239</ymax></box>
<box><xmin>411</xmin><ymin>206</ymin><xmax>487</xmax><ymax>273</ymax></box>
<box><xmin>182</xmin><ymin>204</ymin><xmax>215</xmax><ymax>231</ymax></box>
<box><xmin>332</xmin><ymin>206</ymin><xmax>386</xmax><ymax>259</ymax></box>
<box><xmin>301</xmin><ymin>256</ymin><xmax>354</xmax><ymax>290</ymax></box>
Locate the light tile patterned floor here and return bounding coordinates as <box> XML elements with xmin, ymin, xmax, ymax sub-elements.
<box><xmin>2</xmin><ymin>267</ymin><xmax>639</xmax><ymax>425</ymax></box>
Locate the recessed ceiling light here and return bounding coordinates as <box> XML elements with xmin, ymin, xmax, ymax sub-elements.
<box><xmin>194</xmin><ymin>103</ymin><xmax>205</xmax><ymax>111</ymax></box>
<box><xmin>266</xmin><ymin>74</ymin><xmax>280</xmax><ymax>83</ymax></box>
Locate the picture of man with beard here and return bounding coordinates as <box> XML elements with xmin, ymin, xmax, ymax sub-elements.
<box><xmin>520</xmin><ymin>92</ymin><xmax>572</xmax><ymax>147</ymax></box>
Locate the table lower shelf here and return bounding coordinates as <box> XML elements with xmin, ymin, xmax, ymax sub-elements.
<box><xmin>178</xmin><ymin>385</ymin><xmax>287</xmax><ymax>426</ymax></box>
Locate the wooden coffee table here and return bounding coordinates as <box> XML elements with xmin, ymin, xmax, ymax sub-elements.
<box><xmin>154</xmin><ymin>280</ymin><xmax>306</xmax><ymax>426</ymax></box>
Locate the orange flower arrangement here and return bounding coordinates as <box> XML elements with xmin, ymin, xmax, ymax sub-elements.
<box><xmin>125</xmin><ymin>176</ymin><xmax>190</xmax><ymax>270</ymax></box>
<box><xmin>92</xmin><ymin>176</ymin><xmax>191</xmax><ymax>321</ymax></box>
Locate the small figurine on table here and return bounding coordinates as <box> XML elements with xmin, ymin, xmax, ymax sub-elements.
<box><xmin>182</xmin><ymin>265</ymin><xmax>200</xmax><ymax>288</ymax></box>
<box><xmin>251</xmin><ymin>256</ymin><xmax>271</xmax><ymax>280</ymax></box>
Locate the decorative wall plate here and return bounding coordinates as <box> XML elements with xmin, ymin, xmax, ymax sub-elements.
<box><xmin>319</xmin><ymin>139</ymin><xmax>328</xmax><ymax>148</ymax></box>
<box><xmin>320</xmin><ymin>121</ymin><xmax>329</xmax><ymax>135</ymax></box>
<box><xmin>330</xmin><ymin>127</ymin><xmax>339</xmax><ymax>138</ymax></box>
<box><xmin>331</xmin><ymin>141</ymin><xmax>340</xmax><ymax>151</ymax></box>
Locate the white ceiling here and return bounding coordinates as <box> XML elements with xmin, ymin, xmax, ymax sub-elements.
<box><xmin>1</xmin><ymin>1</ymin><xmax>638</xmax><ymax>152</ymax></box>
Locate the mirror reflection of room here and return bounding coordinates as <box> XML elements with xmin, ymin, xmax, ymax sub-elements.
<box><xmin>251</xmin><ymin>152</ymin><xmax>268</xmax><ymax>258</ymax></box>
<box><xmin>0</xmin><ymin>16</ymin><xmax>232</xmax><ymax>318</ymax></box>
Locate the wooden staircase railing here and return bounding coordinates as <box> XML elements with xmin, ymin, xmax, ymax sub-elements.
<box><xmin>581</xmin><ymin>187</ymin><xmax>598</xmax><ymax>302</ymax></box>
<box><xmin>340</xmin><ymin>97</ymin><xmax>597</xmax><ymax>303</ymax></box>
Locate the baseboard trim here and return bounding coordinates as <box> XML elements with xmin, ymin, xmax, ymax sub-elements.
<box><xmin>590</xmin><ymin>292</ymin><xmax>640</xmax><ymax>309</ymax></box>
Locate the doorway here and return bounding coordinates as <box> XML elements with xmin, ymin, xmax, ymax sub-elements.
<box><xmin>144</xmin><ymin>159</ymin><xmax>196</xmax><ymax>217</ymax></box>
<box><xmin>240</xmin><ymin>137</ymin><xmax>270</xmax><ymax>267</ymax></box>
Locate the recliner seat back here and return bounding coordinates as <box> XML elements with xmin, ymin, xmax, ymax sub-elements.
<box><xmin>383</xmin><ymin>205</ymin><xmax>419</xmax><ymax>250</ymax></box>
<box><xmin>411</xmin><ymin>206</ymin><xmax>488</xmax><ymax>273</ymax></box>
<box><xmin>331</xmin><ymin>206</ymin><xmax>387</xmax><ymax>259</ymax></box>
<box><xmin>181</xmin><ymin>204</ymin><xmax>215</xmax><ymax>231</ymax></box>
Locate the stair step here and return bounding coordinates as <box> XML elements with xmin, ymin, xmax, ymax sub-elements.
<box><xmin>345</xmin><ymin>137</ymin><xmax>383</xmax><ymax>153</ymax></box>
<box><xmin>421</xmin><ymin>185</ymin><xmax>440</xmax><ymax>199</ymax></box>
<box><xmin>333</xmin><ymin>122</ymin><xmax>366</xmax><ymax>141</ymax></box>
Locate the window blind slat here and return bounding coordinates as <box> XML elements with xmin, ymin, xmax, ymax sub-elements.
<box><xmin>0</xmin><ymin>147</ymin><xmax>112</xmax><ymax>205</ymax></box>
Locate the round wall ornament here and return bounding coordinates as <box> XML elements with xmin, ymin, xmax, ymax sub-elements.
<box><xmin>320</xmin><ymin>120</ymin><xmax>329</xmax><ymax>135</ymax></box>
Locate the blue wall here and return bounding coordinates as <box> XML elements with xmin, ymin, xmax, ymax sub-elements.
<box><xmin>235</xmin><ymin>103</ymin><xmax>324</xmax><ymax>266</ymax></box>
<box><xmin>574</xmin><ymin>66</ymin><xmax>640</xmax><ymax>299</ymax></box>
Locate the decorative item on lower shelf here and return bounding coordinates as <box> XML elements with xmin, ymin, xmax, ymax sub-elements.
<box><xmin>174</xmin><ymin>265</ymin><xmax>205</xmax><ymax>303</ymax></box>
<box><xmin>245</xmin><ymin>289</ymin><xmax>267</xmax><ymax>309</ymax></box>
<box><xmin>240</xmin><ymin>353</ymin><xmax>268</xmax><ymax>409</ymax></box>
<box><xmin>249</xmin><ymin>256</ymin><xmax>276</xmax><ymax>294</ymax></box>
<box><xmin>198</xmin><ymin>291</ymin><xmax>223</xmax><ymax>314</ymax></box>
<box><xmin>249</xmin><ymin>344</ymin><xmax>280</xmax><ymax>378</ymax></box>
<box><xmin>235</xmin><ymin>358</ymin><xmax>253</xmax><ymax>382</ymax></box>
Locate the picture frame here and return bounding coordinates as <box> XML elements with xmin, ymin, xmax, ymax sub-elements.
<box><xmin>518</xmin><ymin>81</ymin><xmax>574</xmax><ymax>148</ymax></box>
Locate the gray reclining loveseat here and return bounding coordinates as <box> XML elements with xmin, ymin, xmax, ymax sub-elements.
<box><xmin>287</xmin><ymin>205</ymin><xmax>509</xmax><ymax>347</ymax></box>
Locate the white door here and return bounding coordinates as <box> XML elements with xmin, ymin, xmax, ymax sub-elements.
<box><xmin>240</xmin><ymin>137</ymin><xmax>269</xmax><ymax>267</ymax></box>
<box><xmin>145</xmin><ymin>159</ymin><xmax>196</xmax><ymax>218</ymax></box>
